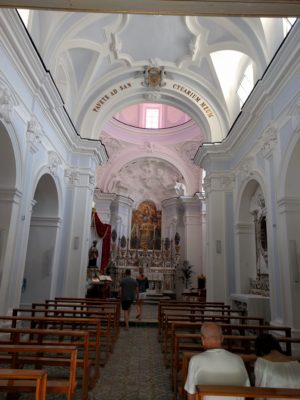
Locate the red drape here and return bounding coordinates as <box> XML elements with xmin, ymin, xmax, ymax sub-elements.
<box><xmin>92</xmin><ymin>210</ymin><xmax>111</xmax><ymax>273</ymax></box>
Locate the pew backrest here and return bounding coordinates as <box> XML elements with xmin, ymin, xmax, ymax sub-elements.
<box><xmin>0</xmin><ymin>344</ymin><xmax>77</xmax><ymax>400</ymax></box>
<box><xmin>196</xmin><ymin>385</ymin><xmax>300</xmax><ymax>400</ymax></box>
<box><xmin>0</xmin><ymin>368</ymin><xmax>47</xmax><ymax>400</ymax></box>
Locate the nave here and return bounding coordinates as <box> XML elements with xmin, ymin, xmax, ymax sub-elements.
<box><xmin>89</xmin><ymin>324</ymin><xmax>172</xmax><ymax>400</ymax></box>
<box><xmin>0</xmin><ymin>299</ymin><xmax>300</xmax><ymax>400</ymax></box>
<box><xmin>89</xmin><ymin>303</ymin><xmax>172</xmax><ymax>400</ymax></box>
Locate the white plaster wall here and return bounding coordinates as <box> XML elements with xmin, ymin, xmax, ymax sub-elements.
<box><xmin>195</xmin><ymin>20</ymin><xmax>300</xmax><ymax>329</ymax></box>
<box><xmin>22</xmin><ymin>222</ymin><xmax>57</xmax><ymax>304</ymax></box>
<box><xmin>0</xmin><ymin>9</ymin><xmax>107</xmax><ymax>314</ymax></box>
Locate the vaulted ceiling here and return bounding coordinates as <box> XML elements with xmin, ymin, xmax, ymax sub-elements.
<box><xmin>20</xmin><ymin>9</ymin><xmax>295</xmax><ymax>207</ymax></box>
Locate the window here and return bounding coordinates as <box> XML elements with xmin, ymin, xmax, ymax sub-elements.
<box><xmin>283</xmin><ymin>18</ymin><xmax>296</xmax><ymax>36</ymax></box>
<box><xmin>237</xmin><ymin>64</ymin><xmax>254</xmax><ymax>107</ymax></box>
<box><xmin>17</xmin><ymin>9</ymin><xmax>30</xmax><ymax>27</ymax></box>
<box><xmin>145</xmin><ymin>108</ymin><xmax>159</xmax><ymax>129</ymax></box>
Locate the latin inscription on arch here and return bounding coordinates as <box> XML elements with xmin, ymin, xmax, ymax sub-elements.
<box><xmin>92</xmin><ymin>80</ymin><xmax>215</xmax><ymax>119</ymax></box>
<box><xmin>172</xmin><ymin>84</ymin><xmax>214</xmax><ymax>118</ymax></box>
<box><xmin>93</xmin><ymin>83</ymin><xmax>132</xmax><ymax>112</ymax></box>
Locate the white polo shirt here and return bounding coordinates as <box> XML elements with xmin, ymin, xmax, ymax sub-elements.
<box><xmin>184</xmin><ymin>348</ymin><xmax>250</xmax><ymax>399</ymax></box>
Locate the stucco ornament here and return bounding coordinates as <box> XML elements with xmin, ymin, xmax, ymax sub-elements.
<box><xmin>142</xmin><ymin>64</ymin><xmax>166</xmax><ymax>89</ymax></box>
<box><xmin>48</xmin><ymin>151</ymin><xmax>61</xmax><ymax>176</ymax></box>
<box><xmin>0</xmin><ymin>87</ymin><xmax>13</xmax><ymax>123</ymax></box>
<box><xmin>174</xmin><ymin>181</ymin><xmax>187</xmax><ymax>196</ymax></box>
<box><xmin>27</xmin><ymin>116</ymin><xmax>43</xmax><ymax>145</ymax></box>
<box><xmin>64</xmin><ymin>168</ymin><xmax>80</xmax><ymax>185</ymax></box>
<box><xmin>261</xmin><ymin>125</ymin><xmax>278</xmax><ymax>157</ymax></box>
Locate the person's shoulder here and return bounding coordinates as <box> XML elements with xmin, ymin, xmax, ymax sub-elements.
<box><xmin>190</xmin><ymin>352</ymin><xmax>204</xmax><ymax>365</ymax></box>
<box><xmin>255</xmin><ymin>357</ymin><xmax>265</xmax><ymax>366</ymax></box>
<box><xmin>220</xmin><ymin>349</ymin><xmax>246</xmax><ymax>361</ymax></box>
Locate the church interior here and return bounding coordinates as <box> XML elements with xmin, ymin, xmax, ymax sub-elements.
<box><xmin>0</xmin><ymin>1</ymin><xmax>300</xmax><ymax>398</ymax></box>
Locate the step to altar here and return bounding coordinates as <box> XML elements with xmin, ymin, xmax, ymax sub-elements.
<box><xmin>144</xmin><ymin>291</ymin><xmax>175</xmax><ymax>304</ymax></box>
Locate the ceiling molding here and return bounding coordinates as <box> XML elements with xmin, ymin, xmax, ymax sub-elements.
<box><xmin>2</xmin><ymin>0</ymin><xmax>300</xmax><ymax>17</ymax></box>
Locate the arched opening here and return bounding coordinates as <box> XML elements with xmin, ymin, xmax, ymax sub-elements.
<box><xmin>0</xmin><ymin>123</ymin><xmax>17</xmax><ymax>308</ymax></box>
<box><xmin>114</xmin><ymin>103</ymin><xmax>192</xmax><ymax>129</ymax></box>
<box><xmin>21</xmin><ymin>173</ymin><xmax>59</xmax><ymax>304</ymax></box>
<box><xmin>236</xmin><ymin>179</ymin><xmax>268</xmax><ymax>294</ymax></box>
<box><xmin>282</xmin><ymin>139</ymin><xmax>300</xmax><ymax>328</ymax></box>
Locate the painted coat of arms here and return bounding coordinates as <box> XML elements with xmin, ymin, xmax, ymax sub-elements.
<box><xmin>144</xmin><ymin>66</ymin><xmax>165</xmax><ymax>88</ymax></box>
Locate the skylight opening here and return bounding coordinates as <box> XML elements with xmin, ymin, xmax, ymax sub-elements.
<box><xmin>145</xmin><ymin>108</ymin><xmax>160</xmax><ymax>129</ymax></box>
<box><xmin>211</xmin><ymin>50</ymin><xmax>244</xmax><ymax>101</ymax></box>
<box><xmin>283</xmin><ymin>18</ymin><xmax>296</xmax><ymax>36</ymax></box>
<box><xmin>17</xmin><ymin>9</ymin><xmax>30</xmax><ymax>27</ymax></box>
<box><xmin>237</xmin><ymin>64</ymin><xmax>254</xmax><ymax>107</ymax></box>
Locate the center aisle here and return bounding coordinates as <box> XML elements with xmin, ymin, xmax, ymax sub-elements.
<box><xmin>89</xmin><ymin>305</ymin><xmax>173</xmax><ymax>400</ymax></box>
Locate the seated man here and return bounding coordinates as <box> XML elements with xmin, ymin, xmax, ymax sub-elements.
<box><xmin>184</xmin><ymin>322</ymin><xmax>250</xmax><ymax>400</ymax></box>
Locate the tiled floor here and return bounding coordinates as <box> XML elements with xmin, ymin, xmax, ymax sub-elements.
<box><xmin>89</xmin><ymin>303</ymin><xmax>173</xmax><ymax>400</ymax></box>
<box><xmin>121</xmin><ymin>303</ymin><xmax>159</xmax><ymax>323</ymax></box>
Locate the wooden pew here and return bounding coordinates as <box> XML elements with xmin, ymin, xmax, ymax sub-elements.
<box><xmin>0</xmin><ymin>368</ymin><xmax>47</xmax><ymax>400</ymax></box>
<box><xmin>34</xmin><ymin>300</ymin><xmax>119</xmax><ymax>349</ymax></box>
<box><xmin>163</xmin><ymin>315</ymin><xmax>264</xmax><ymax>360</ymax></box>
<box><xmin>48</xmin><ymin>297</ymin><xmax>120</xmax><ymax>324</ymax></box>
<box><xmin>13</xmin><ymin>306</ymin><xmax>113</xmax><ymax>363</ymax></box>
<box><xmin>166</xmin><ymin>320</ymin><xmax>290</xmax><ymax>362</ymax></box>
<box><xmin>157</xmin><ymin>301</ymin><xmax>225</xmax><ymax>325</ymax></box>
<box><xmin>53</xmin><ymin>297</ymin><xmax>121</xmax><ymax>333</ymax></box>
<box><xmin>195</xmin><ymin>385</ymin><xmax>300</xmax><ymax>400</ymax></box>
<box><xmin>158</xmin><ymin>304</ymin><xmax>244</xmax><ymax>341</ymax></box>
<box><xmin>172</xmin><ymin>333</ymin><xmax>300</xmax><ymax>398</ymax></box>
<box><xmin>0</xmin><ymin>344</ymin><xmax>77</xmax><ymax>400</ymax></box>
<box><xmin>46</xmin><ymin>298</ymin><xmax>120</xmax><ymax>345</ymax></box>
<box><xmin>0</xmin><ymin>327</ymin><xmax>92</xmax><ymax>400</ymax></box>
<box><xmin>0</xmin><ymin>315</ymin><xmax>101</xmax><ymax>370</ymax></box>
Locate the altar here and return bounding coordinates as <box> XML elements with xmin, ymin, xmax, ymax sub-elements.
<box><xmin>109</xmin><ymin>246</ymin><xmax>178</xmax><ymax>296</ymax></box>
<box><xmin>110</xmin><ymin>263</ymin><xmax>176</xmax><ymax>295</ymax></box>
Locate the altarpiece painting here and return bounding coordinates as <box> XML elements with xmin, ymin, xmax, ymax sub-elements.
<box><xmin>131</xmin><ymin>201</ymin><xmax>161</xmax><ymax>250</ymax></box>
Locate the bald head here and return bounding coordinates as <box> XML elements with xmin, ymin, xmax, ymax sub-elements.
<box><xmin>201</xmin><ymin>322</ymin><xmax>223</xmax><ymax>349</ymax></box>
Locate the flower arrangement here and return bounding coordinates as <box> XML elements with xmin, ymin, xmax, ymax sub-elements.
<box><xmin>179</xmin><ymin>260</ymin><xmax>194</xmax><ymax>289</ymax></box>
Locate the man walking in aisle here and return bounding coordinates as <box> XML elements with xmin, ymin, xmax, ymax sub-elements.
<box><xmin>119</xmin><ymin>269</ymin><xmax>138</xmax><ymax>330</ymax></box>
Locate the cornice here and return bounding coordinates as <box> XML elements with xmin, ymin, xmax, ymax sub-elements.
<box><xmin>0</xmin><ymin>9</ymin><xmax>108</xmax><ymax>166</ymax></box>
<box><xmin>1</xmin><ymin>0</ymin><xmax>300</xmax><ymax>17</ymax></box>
<box><xmin>161</xmin><ymin>197</ymin><xmax>179</xmax><ymax>209</ymax></box>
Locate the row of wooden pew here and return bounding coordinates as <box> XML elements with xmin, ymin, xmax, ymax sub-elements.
<box><xmin>157</xmin><ymin>299</ymin><xmax>300</xmax><ymax>400</ymax></box>
<box><xmin>0</xmin><ymin>296</ymin><xmax>121</xmax><ymax>400</ymax></box>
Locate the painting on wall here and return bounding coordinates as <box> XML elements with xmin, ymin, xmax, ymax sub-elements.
<box><xmin>131</xmin><ymin>201</ymin><xmax>161</xmax><ymax>250</ymax></box>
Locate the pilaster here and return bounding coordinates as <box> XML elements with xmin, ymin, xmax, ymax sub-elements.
<box><xmin>63</xmin><ymin>169</ymin><xmax>95</xmax><ymax>297</ymax></box>
<box><xmin>204</xmin><ymin>172</ymin><xmax>235</xmax><ymax>302</ymax></box>
<box><xmin>261</xmin><ymin>125</ymin><xmax>283</xmax><ymax>325</ymax></box>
